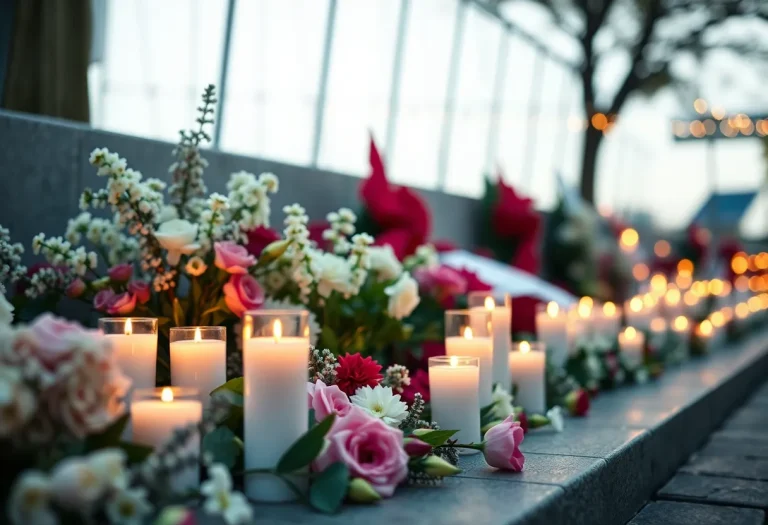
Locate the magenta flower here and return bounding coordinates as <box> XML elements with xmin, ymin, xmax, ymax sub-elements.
<box><xmin>93</xmin><ymin>289</ymin><xmax>116</xmax><ymax>312</ymax></box>
<box><xmin>127</xmin><ymin>280</ymin><xmax>151</xmax><ymax>304</ymax></box>
<box><xmin>107</xmin><ymin>292</ymin><xmax>136</xmax><ymax>315</ymax></box>
<box><xmin>107</xmin><ymin>263</ymin><xmax>133</xmax><ymax>282</ymax></box>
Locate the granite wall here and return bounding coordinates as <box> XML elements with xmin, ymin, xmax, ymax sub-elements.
<box><xmin>0</xmin><ymin>110</ymin><xmax>482</xmax><ymax>266</ymax></box>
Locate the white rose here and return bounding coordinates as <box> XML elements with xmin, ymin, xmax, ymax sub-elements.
<box><xmin>384</xmin><ymin>272</ymin><xmax>420</xmax><ymax>320</ymax></box>
<box><xmin>154</xmin><ymin>219</ymin><xmax>200</xmax><ymax>265</ymax></box>
<box><xmin>88</xmin><ymin>449</ymin><xmax>128</xmax><ymax>489</ymax></box>
<box><xmin>49</xmin><ymin>458</ymin><xmax>104</xmax><ymax>509</ymax></box>
<box><xmin>0</xmin><ymin>293</ymin><xmax>14</xmax><ymax>325</ymax></box>
<box><xmin>0</xmin><ymin>367</ymin><xmax>36</xmax><ymax>437</ymax></box>
<box><xmin>314</xmin><ymin>253</ymin><xmax>353</xmax><ymax>298</ymax></box>
<box><xmin>368</xmin><ymin>245</ymin><xmax>403</xmax><ymax>282</ymax></box>
<box><xmin>7</xmin><ymin>470</ymin><xmax>57</xmax><ymax>525</ymax></box>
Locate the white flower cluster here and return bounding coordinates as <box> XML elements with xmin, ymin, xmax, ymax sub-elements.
<box><xmin>0</xmin><ymin>226</ymin><xmax>26</xmax><ymax>295</ymax></box>
<box><xmin>25</xmin><ymin>267</ymin><xmax>72</xmax><ymax>299</ymax></box>
<box><xmin>65</xmin><ymin>212</ymin><xmax>139</xmax><ymax>266</ymax></box>
<box><xmin>168</xmin><ymin>144</ymin><xmax>209</xmax><ymax>217</ymax></box>
<box><xmin>198</xmin><ymin>192</ymin><xmax>230</xmax><ymax>249</ymax></box>
<box><xmin>201</xmin><ymin>463</ymin><xmax>253</xmax><ymax>525</ymax></box>
<box><xmin>282</xmin><ymin>204</ymin><xmax>314</xmax><ymax>301</ymax></box>
<box><xmin>403</xmin><ymin>243</ymin><xmax>439</xmax><ymax>271</ymax></box>
<box><xmin>323</xmin><ymin>207</ymin><xmax>357</xmax><ymax>254</ymax></box>
<box><xmin>31</xmin><ymin>233</ymin><xmax>97</xmax><ymax>277</ymax></box>
<box><xmin>226</xmin><ymin>171</ymin><xmax>279</xmax><ymax>236</ymax></box>
<box><xmin>7</xmin><ymin>449</ymin><xmax>156</xmax><ymax>525</ymax></box>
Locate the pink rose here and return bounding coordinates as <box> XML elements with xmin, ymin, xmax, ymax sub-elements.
<box><xmin>214</xmin><ymin>241</ymin><xmax>256</xmax><ymax>274</ymax></box>
<box><xmin>128</xmin><ymin>280</ymin><xmax>151</xmax><ymax>304</ymax></box>
<box><xmin>65</xmin><ymin>278</ymin><xmax>86</xmax><ymax>298</ymax></box>
<box><xmin>314</xmin><ymin>407</ymin><xmax>408</xmax><ymax>498</ymax></box>
<box><xmin>24</xmin><ymin>313</ymin><xmax>90</xmax><ymax>369</ymax></box>
<box><xmin>93</xmin><ymin>289</ymin><xmax>116</xmax><ymax>312</ymax></box>
<box><xmin>107</xmin><ymin>292</ymin><xmax>137</xmax><ymax>315</ymax></box>
<box><xmin>482</xmin><ymin>415</ymin><xmax>525</xmax><ymax>471</ymax></box>
<box><xmin>107</xmin><ymin>263</ymin><xmax>133</xmax><ymax>282</ymax></box>
<box><xmin>307</xmin><ymin>380</ymin><xmax>352</xmax><ymax>422</ymax></box>
<box><xmin>413</xmin><ymin>265</ymin><xmax>467</xmax><ymax>307</ymax></box>
<box><xmin>223</xmin><ymin>274</ymin><xmax>265</xmax><ymax>317</ymax></box>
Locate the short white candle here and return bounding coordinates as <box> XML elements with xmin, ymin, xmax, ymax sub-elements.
<box><xmin>170</xmin><ymin>327</ymin><xmax>226</xmax><ymax>407</ymax></box>
<box><xmin>595</xmin><ymin>302</ymin><xmax>621</xmax><ymax>340</ymax></box>
<box><xmin>619</xmin><ymin>327</ymin><xmax>645</xmax><ymax>369</ymax></box>
<box><xmin>566</xmin><ymin>307</ymin><xmax>585</xmax><ymax>356</ymax></box>
<box><xmin>696</xmin><ymin>320</ymin><xmax>714</xmax><ymax>351</ymax></box>
<box><xmin>536</xmin><ymin>302</ymin><xmax>568</xmax><ymax>367</ymax></box>
<box><xmin>429</xmin><ymin>356</ymin><xmax>481</xmax><ymax>454</ymax></box>
<box><xmin>446</xmin><ymin>327</ymin><xmax>493</xmax><ymax>407</ymax></box>
<box><xmin>508</xmin><ymin>341</ymin><xmax>546</xmax><ymax>414</ymax></box>
<box><xmin>101</xmin><ymin>318</ymin><xmax>158</xmax><ymax>390</ymax></box>
<box><xmin>671</xmin><ymin>315</ymin><xmax>690</xmax><ymax>347</ymax></box>
<box><xmin>468</xmin><ymin>293</ymin><xmax>512</xmax><ymax>391</ymax></box>
<box><xmin>244</xmin><ymin>312</ymin><xmax>308</xmax><ymax>502</ymax></box>
<box><xmin>625</xmin><ymin>296</ymin><xmax>651</xmax><ymax>332</ymax></box>
<box><xmin>131</xmin><ymin>387</ymin><xmax>202</xmax><ymax>492</ymax></box>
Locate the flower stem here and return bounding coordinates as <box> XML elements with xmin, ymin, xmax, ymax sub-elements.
<box><xmin>443</xmin><ymin>443</ymin><xmax>484</xmax><ymax>452</ymax></box>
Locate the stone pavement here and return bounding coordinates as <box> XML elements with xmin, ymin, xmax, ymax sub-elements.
<box><xmin>628</xmin><ymin>380</ymin><xmax>768</xmax><ymax>524</ymax></box>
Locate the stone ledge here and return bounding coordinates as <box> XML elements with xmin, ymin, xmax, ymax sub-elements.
<box><xmin>197</xmin><ymin>334</ymin><xmax>768</xmax><ymax>525</ymax></box>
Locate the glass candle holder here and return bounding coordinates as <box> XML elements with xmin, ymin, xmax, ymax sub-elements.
<box><xmin>131</xmin><ymin>387</ymin><xmax>202</xmax><ymax>492</ymax></box>
<box><xmin>243</xmin><ymin>310</ymin><xmax>309</xmax><ymax>502</ymax></box>
<box><xmin>99</xmin><ymin>317</ymin><xmax>158</xmax><ymax>390</ymax></box>
<box><xmin>170</xmin><ymin>327</ymin><xmax>226</xmax><ymax>406</ymax></box>
<box><xmin>429</xmin><ymin>356</ymin><xmax>481</xmax><ymax>454</ymax></box>
<box><xmin>618</xmin><ymin>326</ymin><xmax>645</xmax><ymax>369</ymax></box>
<box><xmin>536</xmin><ymin>302</ymin><xmax>568</xmax><ymax>367</ymax></box>
<box><xmin>467</xmin><ymin>292</ymin><xmax>512</xmax><ymax>390</ymax></box>
<box><xmin>445</xmin><ymin>309</ymin><xmax>493</xmax><ymax>406</ymax></box>
<box><xmin>509</xmin><ymin>341</ymin><xmax>546</xmax><ymax>414</ymax></box>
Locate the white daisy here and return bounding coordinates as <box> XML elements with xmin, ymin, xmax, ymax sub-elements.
<box><xmin>490</xmin><ymin>384</ymin><xmax>515</xmax><ymax>419</ymax></box>
<box><xmin>547</xmin><ymin>406</ymin><xmax>564</xmax><ymax>432</ymax></box>
<box><xmin>351</xmin><ymin>385</ymin><xmax>408</xmax><ymax>427</ymax></box>
<box><xmin>105</xmin><ymin>487</ymin><xmax>153</xmax><ymax>525</ymax></box>
<box><xmin>201</xmin><ymin>464</ymin><xmax>253</xmax><ymax>525</ymax></box>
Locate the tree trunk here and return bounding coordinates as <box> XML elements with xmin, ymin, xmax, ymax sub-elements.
<box><xmin>579</xmin><ymin>125</ymin><xmax>604</xmax><ymax>205</ymax></box>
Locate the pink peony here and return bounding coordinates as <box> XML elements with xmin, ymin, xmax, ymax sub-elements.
<box><xmin>482</xmin><ymin>415</ymin><xmax>525</xmax><ymax>471</ymax></box>
<box><xmin>214</xmin><ymin>241</ymin><xmax>256</xmax><ymax>274</ymax></box>
<box><xmin>93</xmin><ymin>289</ymin><xmax>116</xmax><ymax>312</ymax></box>
<box><xmin>107</xmin><ymin>292</ymin><xmax>137</xmax><ymax>315</ymax></box>
<box><xmin>128</xmin><ymin>280</ymin><xmax>151</xmax><ymax>304</ymax></box>
<box><xmin>223</xmin><ymin>274</ymin><xmax>265</xmax><ymax>317</ymax></box>
<box><xmin>314</xmin><ymin>407</ymin><xmax>408</xmax><ymax>497</ymax></box>
<box><xmin>307</xmin><ymin>380</ymin><xmax>352</xmax><ymax>422</ymax></box>
<box><xmin>65</xmin><ymin>278</ymin><xmax>86</xmax><ymax>299</ymax></box>
<box><xmin>107</xmin><ymin>263</ymin><xmax>133</xmax><ymax>282</ymax></box>
<box><xmin>21</xmin><ymin>314</ymin><xmax>90</xmax><ymax>370</ymax></box>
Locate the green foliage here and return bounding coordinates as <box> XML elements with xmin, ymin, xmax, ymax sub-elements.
<box><xmin>202</xmin><ymin>427</ymin><xmax>241</xmax><ymax>469</ymax></box>
<box><xmin>84</xmin><ymin>414</ymin><xmax>129</xmax><ymax>452</ymax></box>
<box><xmin>309</xmin><ymin>463</ymin><xmax>350</xmax><ymax>514</ymax></box>
<box><xmin>409</xmin><ymin>429</ymin><xmax>457</xmax><ymax>447</ymax></box>
<box><xmin>276</xmin><ymin>414</ymin><xmax>336</xmax><ymax>474</ymax></box>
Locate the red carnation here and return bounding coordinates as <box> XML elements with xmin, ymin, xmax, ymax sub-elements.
<box><xmin>245</xmin><ymin>226</ymin><xmax>280</xmax><ymax>258</ymax></box>
<box><xmin>565</xmin><ymin>388</ymin><xmax>590</xmax><ymax>417</ymax></box>
<box><xmin>335</xmin><ymin>353</ymin><xmax>383</xmax><ymax>396</ymax></box>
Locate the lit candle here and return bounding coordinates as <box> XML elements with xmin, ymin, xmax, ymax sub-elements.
<box><xmin>170</xmin><ymin>327</ymin><xmax>226</xmax><ymax>407</ymax></box>
<box><xmin>618</xmin><ymin>327</ymin><xmax>645</xmax><ymax>369</ymax></box>
<box><xmin>649</xmin><ymin>317</ymin><xmax>667</xmax><ymax>348</ymax></box>
<box><xmin>696</xmin><ymin>319</ymin><xmax>714</xmax><ymax>352</ymax></box>
<box><xmin>429</xmin><ymin>356</ymin><xmax>481</xmax><ymax>454</ymax></box>
<box><xmin>664</xmin><ymin>288</ymin><xmax>682</xmax><ymax>319</ymax></box>
<box><xmin>593</xmin><ymin>302</ymin><xmax>621</xmax><ymax>340</ymax></box>
<box><xmin>625</xmin><ymin>296</ymin><xmax>650</xmax><ymax>332</ymax></box>
<box><xmin>446</xmin><ymin>309</ymin><xmax>493</xmax><ymax>407</ymax></box>
<box><xmin>508</xmin><ymin>341</ymin><xmax>546</xmax><ymax>414</ymax></box>
<box><xmin>536</xmin><ymin>302</ymin><xmax>568</xmax><ymax>367</ymax></box>
<box><xmin>468</xmin><ymin>293</ymin><xmax>512</xmax><ymax>391</ymax></box>
<box><xmin>566</xmin><ymin>305</ymin><xmax>585</xmax><ymax>355</ymax></box>
<box><xmin>131</xmin><ymin>387</ymin><xmax>202</xmax><ymax>492</ymax></box>
<box><xmin>243</xmin><ymin>311</ymin><xmax>309</xmax><ymax>502</ymax></box>
<box><xmin>99</xmin><ymin>317</ymin><xmax>158</xmax><ymax>390</ymax></box>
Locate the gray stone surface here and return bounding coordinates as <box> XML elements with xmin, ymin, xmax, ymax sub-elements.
<box><xmin>723</xmin><ymin>408</ymin><xmax>768</xmax><ymax>431</ymax></box>
<box><xmin>681</xmin><ymin>455</ymin><xmax>768</xmax><ymax>481</ymax></box>
<box><xmin>518</xmin><ymin>423</ymin><xmax>648</xmax><ymax>458</ymax></box>
<box><xmin>658</xmin><ymin>473</ymin><xmax>768</xmax><ymax>509</ymax></box>
<box><xmin>456</xmin><ymin>451</ymin><xmax>603</xmax><ymax>486</ymax></box>
<box><xmin>697</xmin><ymin>436</ymin><xmax>768</xmax><ymax>459</ymax></box>
<box><xmin>628</xmin><ymin>501</ymin><xmax>764</xmax><ymax>525</ymax></box>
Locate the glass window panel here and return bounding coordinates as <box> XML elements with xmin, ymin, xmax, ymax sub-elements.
<box><xmin>220</xmin><ymin>0</ymin><xmax>329</xmax><ymax>165</ymax></box>
<box><xmin>317</xmin><ymin>0</ymin><xmax>400</xmax><ymax>176</ymax></box>
<box><xmin>97</xmin><ymin>0</ymin><xmax>227</xmax><ymax>141</ymax></box>
<box><xmin>389</xmin><ymin>0</ymin><xmax>458</xmax><ymax>189</ymax></box>
<box><xmin>443</xmin><ymin>6</ymin><xmax>503</xmax><ymax>198</ymax></box>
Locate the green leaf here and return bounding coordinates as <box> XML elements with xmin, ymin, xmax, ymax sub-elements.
<box><xmin>480</xmin><ymin>401</ymin><xmax>497</xmax><ymax>426</ymax></box>
<box><xmin>319</xmin><ymin>325</ymin><xmax>339</xmax><ymax>353</ymax></box>
<box><xmin>202</xmin><ymin>427</ymin><xmax>240</xmax><ymax>469</ymax></box>
<box><xmin>85</xmin><ymin>414</ymin><xmax>129</xmax><ymax>451</ymax></box>
<box><xmin>410</xmin><ymin>429</ymin><xmax>458</xmax><ymax>447</ymax></box>
<box><xmin>172</xmin><ymin>298</ymin><xmax>185</xmax><ymax>327</ymax></box>
<box><xmin>211</xmin><ymin>377</ymin><xmax>243</xmax><ymax>396</ymax></box>
<box><xmin>276</xmin><ymin>414</ymin><xmax>336</xmax><ymax>474</ymax></box>
<box><xmin>118</xmin><ymin>441</ymin><xmax>154</xmax><ymax>464</ymax></box>
<box><xmin>309</xmin><ymin>462</ymin><xmax>349</xmax><ymax>514</ymax></box>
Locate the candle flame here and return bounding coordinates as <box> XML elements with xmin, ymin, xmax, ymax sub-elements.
<box><xmin>546</xmin><ymin>302</ymin><xmax>559</xmax><ymax>317</ymax></box>
<box><xmin>673</xmin><ymin>316</ymin><xmax>689</xmax><ymax>331</ymax></box>
<box><xmin>630</xmin><ymin>297</ymin><xmax>643</xmax><ymax>312</ymax></box>
<box><xmin>194</xmin><ymin>327</ymin><xmax>202</xmax><ymax>342</ymax></box>
<box><xmin>699</xmin><ymin>320</ymin><xmax>713</xmax><ymax>336</ymax></box>
<box><xmin>579</xmin><ymin>296</ymin><xmax>593</xmax><ymax>309</ymax></box>
<box><xmin>577</xmin><ymin>303</ymin><xmax>591</xmax><ymax>319</ymax></box>
<box><xmin>273</xmin><ymin>319</ymin><xmax>283</xmax><ymax>342</ymax></box>
<box><xmin>665</xmin><ymin>288</ymin><xmax>681</xmax><ymax>305</ymax></box>
<box><xmin>603</xmin><ymin>302</ymin><xmax>616</xmax><ymax>317</ymax></box>
<box><xmin>624</xmin><ymin>327</ymin><xmax>637</xmax><ymax>340</ymax></box>
<box><xmin>124</xmin><ymin>318</ymin><xmax>132</xmax><ymax>336</ymax></box>
<box><xmin>650</xmin><ymin>318</ymin><xmax>666</xmax><ymax>332</ymax></box>
<box><xmin>519</xmin><ymin>341</ymin><xmax>531</xmax><ymax>354</ymax></box>
<box><xmin>462</xmin><ymin>326</ymin><xmax>473</xmax><ymax>340</ymax></box>
<box><xmin>161</xmin><ymin>387</ymin><xmax>173</xmax><ymax>403</ymax></box>
<box><xmin>449</xmin><ymin>356</ymin><xmax>459</xmax><ymax>368</ymax></box>
<box><xmin>484</xmin><ymin>297</ymin><xmax>495</xmax><ymax>311</ymax></box>
<box><xmin>643</xmin><ymin>294</ymin><xmax>655</xmax><ymax>308</ymax></box>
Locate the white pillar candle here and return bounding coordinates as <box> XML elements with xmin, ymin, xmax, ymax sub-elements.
<box><xmin>429</xmin><ymin>356</ymin><xmax>481</xmax><ymax>454</ymax></box>
<box><xmin>536</xmin><ymin>302</ymin><xmax>568</xmax><ymax>367</ymax></box>
<box><xmin>600</xmin><ymin>302</ymin><xmax>621</xmax><ymax>340</ymax></box>
<box><xmin>695</xmin><ymin>320</ymin><xmax>714</xmax><ymax>352</ymax></box>
<box><xmin>244</xmin><ymin>312</ymin><xmax>308</xmax><ymax>502</ymax></box>
<box><xmin>649</xmin><ymin>317</ymin><xmax>667</xmax><ymax>348</ymax></box>
<box><xmin>468</xmin><ymin>293</ymin><xmax>512</xmax><ymax>391</ymax></box>
<box><xmin>566</xmin><ymin>307</ymin><xmax>585</xmax><ymax>355</ymax></box>
<box><xmin>170</xmin><ymin>327</ymin><xmax>226</xmax><ymax>407</ymax></box>
<box><xmin>100</xmin><ymin>318</ymin><xmax>158</xmax><ymax>390</ymax></box>
<box><xmin>625</xmin><ymin>296</ymin><xmax>651</xmax><ymax>332</ymax></box>
<box><xmin>508</xmin><ymin>341</ymin><xmax>546</xmax><ymax>414</ymax></box>
<box><xmin>131</xmin><ymin>387</ymin><xmax>202</xmax><ymax>492</ymax></box>
<box><xmin>619</xmin><ymin>327</ymin><xmax>645</xmax><ymax>369</ymax></box>
<box><xmin>446</xmin><ymin>327</ymin><xmax>493</xmax><ymax>407</ymax></box>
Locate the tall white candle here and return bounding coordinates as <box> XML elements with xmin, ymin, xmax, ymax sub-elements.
<box><xmin>671</xmin><ymin>315</ymin><xmax>690</xmax><ymax>349</ymax></box>
<box><xmin>508</xmin><ymin>341</ymin><xmax>546</xmax><ymax>414</ymax></box>
<box><xmin>170</xmin><ymin>327</ymin><xmax>226</xmax><ymax>406</ymax></box>
<box><xmin>131</xmin><ymin>387</ymin><xmax>202</xmax><ymax>492</ymax></box>
<box><xmin>625</xmin><ymin>296</ymin><xmax>651</xmax><ymax>332</ymax></box>
<box><xmin>566</xmin><ymin>307</ymin><xmax>585</xmax><ymax>356</ymax></box>
<box><xmin>446</xmin><ymin>327</ymin><xmax>493</xmax><ymax>407</ymax></box>
<box><xmin>244</xmin><ymin>312</ymin><xmax>308</xmax><ymax>502</ymax></box>
<box><xmin>101</xmin><ymin>318</ymin><xmax>158</xmax><ymax>390</ymax></box>
<box><xmin>536</xmin><ymin>302</ymin><xmax>568</xmax><ymax>367</ymax></box>
<box><xmin>649</xmin><ymin>318</ymin><xmax>667</xmax><ymax>348</ymax></box>
<box><xmin>429</xmin><ymin>356</ymin><xmax>481</xmax><ymax>454</ymax></box>
<box><xmin>468</xmin><ymin>293</ymin><xmax>513</xmax><ymax>391</ymax></box>
<box><xmin>619</xmin><ymin>327</ymin><xmax>645</xmax><ymax>369</ymax></box>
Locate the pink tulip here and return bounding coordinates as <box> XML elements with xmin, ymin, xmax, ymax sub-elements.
<box><xmin>482</xmin><ymin>415</ymin><xmax>525</xmax><ymax>471</ymax></box>
<box><xmin>107</xmin><ymin>292</ymin><xmax>137</xmax><ymax>315</ymax></box>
